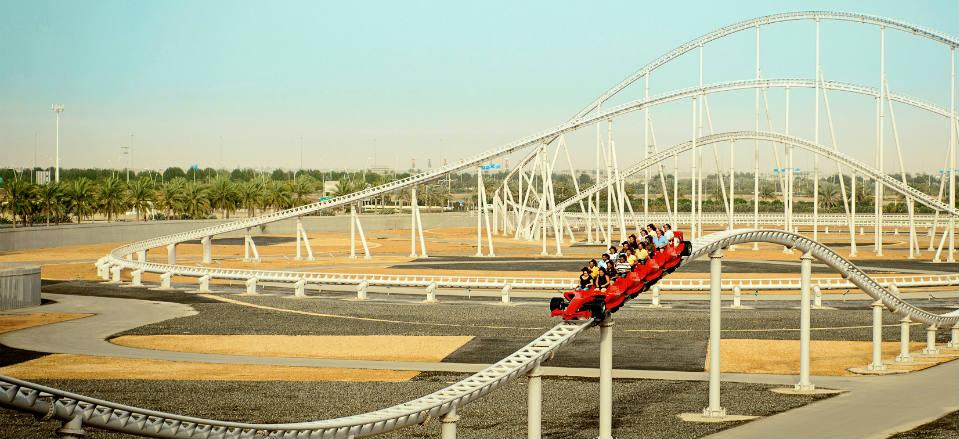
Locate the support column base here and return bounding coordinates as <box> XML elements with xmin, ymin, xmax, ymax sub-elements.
<box><xmin>848</xmin><ymin>366</ymin><xmax>905</xmax><ymax>375</ymax></box>
<box><xmin>895</xmin><ymin>354</ymin><xmax>914</xmax><ymax>363</ymax></box>
<box><xmin>678</xmin><ymin>411</ymin><xmax>757</xmax><ymax>423</ymax></box>
<box><xmin>921</xmin><ymin>347</ymin><xmax>941</xmax><ymax>356</ymax></box>
<box><xmin>770</xmin><ymin>387</ymin><xmax>843</xmax><ymax>395</ymax></box>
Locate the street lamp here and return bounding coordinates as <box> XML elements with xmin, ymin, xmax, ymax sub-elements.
<box><xmin>51</xmin><ymin>104</ymin><xmax>64</xmax><ymax>182</ymax></box>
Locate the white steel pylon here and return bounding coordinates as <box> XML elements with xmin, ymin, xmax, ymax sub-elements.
<box><xmin>409</xmin><ymin>186</ymin><xmax>428</xmax><ymax>258</ymax></box>
<box><xmin>294</xmin><ymin>217</ymin><xmax>314</xmax><ymax>261</ymax></box>
<box><xmin>243</xmin><ymin>227</ymin><xmax>260</xmax><ymax>262</ymax></box>
<box><xmin>349</xmin><ymin>203</ymin><xmax>371</xmax><ymax>260</ymax></box>
<box><xmin>476</xmin><ymin>167</ymin><xmax>495</xmax><ymax>257</ymax></box>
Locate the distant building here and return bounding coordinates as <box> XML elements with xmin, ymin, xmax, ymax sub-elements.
<box><xmin>35</xmin><ymin>170</ymin><xmax>51</xmax><ymax>185</ymax></box>
<box><xmin>322</xmin><ymin>180</ymin><xmax>339</xmax><ymax>196</ymax></box>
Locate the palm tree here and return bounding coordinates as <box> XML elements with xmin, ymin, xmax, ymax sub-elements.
<box><xmin>817</xmin><ymin>182</ymin><xmax>840</xmax><ymax>210</ymax></box>
<box><xmin>236</xmin><ymin>179</ymin><xmax>263</xmax><ymax>218</ymax></box>
<box><xmin>290</xmin><ymin>176</ymin><xmax>315</xmax><ymax>207</ymax></box>
<box><xmin>156</xmin><ymin>178</ymin><xmax>186</xmax><ymax>219</ymax></box>
<box><xmin>208</xmin><ymin>176</ymin><xmax>237</xmax><ymax>218</ymax></box>
<box><xmin>98</xmin><ymin>177</ymin><xmax>128</xmax><ymax>222</ymax></box>
<box><xmin>179</xmin><ymin>181</ymin><xmax>210</xmax><ymax>219</ymax></box>
<box><xmin>127</xmin><ymin>177</ymin><xmax>155</xmax><ymax>221</ymax></box>
<box><xmin>37</xmin><ymin>182</ymin><xmax>65</xmax><ymax>226</ymax></box>
<box><xmin>0</xmin><ymin>178</ymin><xmax>37</xmax><ymax>227</ymax></box>
<box><xmin>262</xmin><ymin>180</ymin><xmax>292</xmax><ymax>212</ymax></box>
<box><xmin>759</xmin><ymin>182</ymin><xmax>776</xmax><ymax>200</ymax></box>
<box><xmin>64</xmin><ymin>178</ymin><xmax>96</xmax><ymax>224</ymax></box>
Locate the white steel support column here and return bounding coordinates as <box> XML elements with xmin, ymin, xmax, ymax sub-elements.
<box><xmin>201</xmin><ymin>236</ymin><xmax>212</xmax><ymax>264</ymax></box>
<box><xmin>244</xmin><ymin>228</ymin><xmax>260</xmax><ymax>262</ymax></box>
<box><xmin>868</xmin><ymin>300</ymin><xmax>887</xmax><ymax>371</ymax></box>
<box><xmin>131</xmin><ymin>269</ymin><xmax>143</xmax><ymax>287</ymax></box>
<box><xmin>410</xmin><ymin>186</ymin><xmax>428</xmax><ymax>258</ymax></box>
<box><xmin>167</xmin><ymin>243</ymin><xmax>176</xmax><ymax>265</ymax></box>
<box><xmin>948</xmin><ymin>46</ymin><xmax>956</xmax><ymax>262</ymax></box>
<box><xmin>691</xmin><ymin>98</ymin><xmax>698</xmax><ymax>239</ymax></box>
<box><xmin>785</xmin><ymin>86</ymin><xmax>794</xmax><ymax>246</ymax></box>
<box><xmin>295</xmin><ymin>217</ymin><xmax>313</xmax><ymax>261</ymax></box>
<box><xmin>876</xmin><ymin>27</ymin><xmax>886</xmax><ymax>256</ymax></box>
<box><xmin>476</xmin><ymin>167</ymin><xmax>495</xmax><ymax>257</ymax></box>
<box><xmin>923</xmin><ymin>325</ymin><xmax>940</xmax><ymax>355</ymax></box>
<box><xmin>896</xmin><ymin>316</ymin><xmax>913</xmax><ymax>363</ymax></box>
<box><xmin>704</xmin><ymin>249</ymin><xmax>726</xmax><ymax>417</ymax></box>
<box><xmin>673</xmin><ymin>155</ymin><xmax>679</xmax><ymax>227</ymax></box>
<box><xmin>527</xmin><ymin>365</ymin><xmax>542</xmax><ymax>439</ymax></box>
<box><xmin>729</xmin><ymin>140</ymin><xmax>735</xmax><ymax>232</ymax></box>
<box><xmin>796</xmin><ymin>252</ymin><xmax>814</xmax><ymax>391</ymax></box>
<box><xmin>644</xmin><ymin>74</ymin><xmax>651</xmax><ymax>222</ymax></box>
<box><xmin>350</xmin><ymin>203</ymin><xmax>371</xmax><ymax>259</ymax></box>
<box><xmin>851</xmin><ymin>172</ymin><xmax>858</xmax><ymax>256</ymax></box>
<box><xmin>440</xmin><ymin>407</ymin><xmax>459</xmax><ymax>439</ymax></box>
<box><xmin>753</xmin><ymin>24</ymin><xmax>760</xmax><ymax>251</ymax></box>
<box><xmin>947</xmin><ymin>322</ymin><xmax>959</xmax><ymax>349</ymax></box>
<box><xmin>198</xmin><ymin>275</ymin><xmax>210</xmax><ymax>293</ymax></box>
<box><xmin>813</xmin><ymin>20</ymin><xmax>821</xmax><ymax>242</ymax></box>
<box><xmin>598</xmin><ymin>318</ymin><xmax>614</xmax><ymax>439</ymax></box>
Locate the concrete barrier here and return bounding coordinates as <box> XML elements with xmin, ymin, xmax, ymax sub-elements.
<box><xmin>0</xmin><ymin>263</ymin><xmax>41</xmax><ymax>310</ymax></box>
<box><xmin>0</xmin><ymin>213</ymin><xmax>473</xmax><ymax>252</ymax></box>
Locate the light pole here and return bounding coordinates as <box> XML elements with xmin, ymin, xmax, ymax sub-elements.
<box><xmin>51</xmin><ymin>104</ymin><xmax>64</xmax><ymax>182</ymax></box>
<box><xmin>120</xmin><ymin>145</ymin><xmax>130</xmax><ymax>182</ymax></box>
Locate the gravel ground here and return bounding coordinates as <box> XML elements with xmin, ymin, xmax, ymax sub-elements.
<box><xmin>887</xmin><ymin>410</ymin><xmax>959</xmax><ymax>439</ymax></box>
<box><xmin>0</xmin><ymin>374</ymin><xmax>832</xmax><ymax>439</ymax></box>
<box><xmin>108</xmin><ymin>287</ymin><xmax>956</xmax><ymax>371</ymax></box>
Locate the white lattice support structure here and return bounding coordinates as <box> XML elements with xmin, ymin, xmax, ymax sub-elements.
<box><xmin>294</xmin><ymin>218</ymin><xmax>313</xmax><ymax>261</ymax></box>
<box><xmin>349</xmin><ymin>203</ymin><xmax>371</xmax><ymax>260</ymax></box>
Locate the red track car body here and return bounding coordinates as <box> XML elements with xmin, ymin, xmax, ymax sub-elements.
<box><xmin>550</xmin><ymin>233</ymin><xmax>690</xmax><ymax>320</ymax></box>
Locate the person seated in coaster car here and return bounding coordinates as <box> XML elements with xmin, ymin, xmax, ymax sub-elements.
<box><xmin>550</xmin><ymin>228</ymin><xmax>692</xmax><ymax>320</ymax></box>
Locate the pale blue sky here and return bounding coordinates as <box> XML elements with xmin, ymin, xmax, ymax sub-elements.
<box><xmin>1</xmin><ymin>1</ymin><xmax>957</xmax><ymax>174</ymax></box>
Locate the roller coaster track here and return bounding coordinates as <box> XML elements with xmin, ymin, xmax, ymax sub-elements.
<box><xmin>550</xmin><ymin>131</ymin><xmax>959</xmax><ymax>218</ymax></box>
<box><xmin>5</xmin><ymin>229</ymin><xmax>959</xmax><ymax>438</ymax></box>
<box><xmin>4</xmin><ymin>10</ymin><xmax>957</xmax><ymax>439</ymax></box>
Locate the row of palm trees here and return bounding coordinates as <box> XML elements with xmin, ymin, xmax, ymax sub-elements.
<box><xmin>0</xmin><ymin>175</ymin><xmax>339</xmax><ymax>227</ymax></box>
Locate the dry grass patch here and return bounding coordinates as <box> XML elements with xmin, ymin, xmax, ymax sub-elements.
<box><xmin>0</xmin><ymin>313</ymin><xmax>92</xmax><ymax>333</ymax></box>
<box><xmin>0</xmin><ymin>354</ymin><xmax>417</xmax><ymax>382</ymax></box>
<box><xmin>706</xmin><ymin>339</ymin><xmax>958</xmax><ymax>376</ymax></box>
<box><xmin>111</xmin><ymin>335</ymin><xmax>472</xmax><ymax>362</ymax></box>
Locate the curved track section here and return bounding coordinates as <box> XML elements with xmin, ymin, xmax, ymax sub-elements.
<box><xmin>0</xmin><ymin>320</ymin><xmax>591</xmax><ymax>439</ymax></box>
<box><xmin>685</xmin><ymin>229</ymin><xmax>959</xmax><ymax>327</ymax></box>
<box><xmin>550</xmin><ymin>131</ymin><xmax>959</xmax><ymax>217</ymax></box>
<box><xmin>5</xmin><ymin>230</ymin><xmax>959</xmax><ymax>439</ymax></box>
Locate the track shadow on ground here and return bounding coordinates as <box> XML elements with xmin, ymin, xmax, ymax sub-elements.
<box><xmin>182</xmin><ymin>236</ymin><xmax>295</xmax><ymax>246</ymax></box>
<box><xmin>41</xmin><ymin>281</ymin><xmax>217</xmax><ymax>305</ymax></box>
<box><xmin>443</xmin><ymin>332</ymin><xmax>708</xmax><ymax>371</ymax></box>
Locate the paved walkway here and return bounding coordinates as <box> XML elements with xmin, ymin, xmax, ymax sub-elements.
<box><xmin>3</xmin><ymin>293</ymin><xmax>957</xmax><ymax>439</ymax></box>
